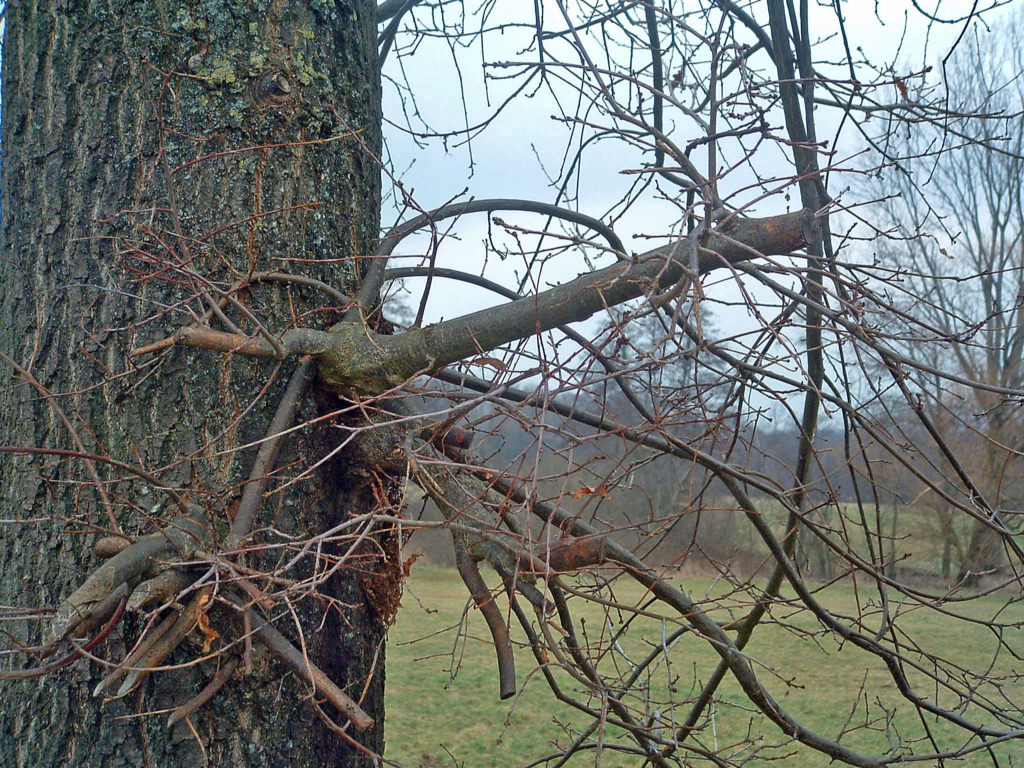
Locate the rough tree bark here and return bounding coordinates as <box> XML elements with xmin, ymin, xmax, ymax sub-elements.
<box><xmin>0</xmin><ymin>2</ymin><xmax>389</xmax><ymax>766</ymax></box>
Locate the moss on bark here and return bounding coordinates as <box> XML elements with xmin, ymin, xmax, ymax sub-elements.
<box><xmin>0</xmin><ymin>2</ymin><xmax>388</xmax><ymax>765</ymax></box>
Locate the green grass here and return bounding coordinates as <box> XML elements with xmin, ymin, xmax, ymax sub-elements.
<box><xmin>383</xmin><ymin>566</ymin><xmax>1024</xmax><ymax>767</ymax></box>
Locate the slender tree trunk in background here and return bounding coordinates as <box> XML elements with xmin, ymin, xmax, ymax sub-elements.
<box><xmin>959</xmin><ymin>516</ymin><xmax>1007</xmax><ymax>585</ymax></box>
<box><xmin>939</xmin><ymin>508</ymin><xmax>956</xmax><ymax>581</ymax></box>
<box><xmin>0</xmin><ymin>3</ymin><xmax>387</xmax><ymax>766</ymax></box>
<box><xmin>958</xmin><ymin>406</ymin><xmax>1018</xmax><ymax>586</ymax></box>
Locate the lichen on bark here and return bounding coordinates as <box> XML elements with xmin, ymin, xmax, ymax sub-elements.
<box><xmin>0</xmin><ymin>2</ymin><xmax>389</xmax><ymax>765</ymax></box>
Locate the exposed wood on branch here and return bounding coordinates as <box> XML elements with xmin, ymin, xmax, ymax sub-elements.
<box><xmin>50</xmin><ymin>514</ymin><xmax>206</xmax><ymax>643</ymax></box>
<box><xmin>175</xmin><ymin>327</ymin><xmax>334</xmax><ymax>360</ymax></box>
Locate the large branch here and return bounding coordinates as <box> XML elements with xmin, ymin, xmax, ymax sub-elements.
<box><xmin>169</xmin><ymin>210</ymin><xmax>816</xmax><ymax>394</ymax></box>
<box><xmin>317</xmin><ymin>209</ymin><xmax>817</xmax><ymax>392</ymax></box>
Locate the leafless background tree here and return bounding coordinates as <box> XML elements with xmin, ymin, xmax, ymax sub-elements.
<box><xmin>1</xmin><ymin>2</ymin><xmax>1022</xmax><ymax>767</ymax></box>
<box><xmin>865</xmin><ymin>15</ymin><xmax>1024</xmax><ymax>586</ymax></box>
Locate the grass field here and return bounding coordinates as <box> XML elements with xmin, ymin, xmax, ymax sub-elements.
<box><xmin>383</xmin><ymin>565</ymin><xmax>1023</xmax><ymax>767</ymax></box>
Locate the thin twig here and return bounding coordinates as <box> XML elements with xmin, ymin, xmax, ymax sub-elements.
<box><xmin>167</xmin><ymin>654</ymin><xmax>240</xmax><ymax>728</ymax></box>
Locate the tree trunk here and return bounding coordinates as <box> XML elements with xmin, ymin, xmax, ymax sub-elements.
<box><xmin>958</xmin><ymin>520</ymin><xmax>1006</xmax><ymax>586</ymax></box>
<box><xmin>0</xmin><ymin>2</ymin><xmax>388</xmax><ymax>766</ymax></box>
<box><xmin>958</xmin><ymin>405</ymin><xmax>1018</xmax><ymax>586</ymax></box>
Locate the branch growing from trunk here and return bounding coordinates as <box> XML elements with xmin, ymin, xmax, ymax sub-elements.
<box><xmin>318</xmin><ymin>209</ymin><xmax>817</xmax><ymax>391</ymax></box>
<box><xmin>167</xmin><ymin>210</ymin><xmax>814</xmax><ymax>394</ymax></box>
<box><xmin>231</xmin><ymin>596</ymin><xmax>375</xmax><ymax>731</ymax></box>
<box><xmin>49</xmin><ymin>513</ymin><xmax>207</xmax><ymax>643</ymax></box>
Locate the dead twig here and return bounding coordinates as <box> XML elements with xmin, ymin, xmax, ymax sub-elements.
<box><xmin>167</xmin><ymin>654</ymin><xmax>240</xmax><ymax>728</ymax></box>
<box><xmin>226</xmin><ymin>594</ymin><xmax>374</xmax><ymax>731</ymax></box>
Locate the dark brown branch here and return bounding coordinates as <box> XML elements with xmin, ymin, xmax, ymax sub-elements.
<box><xmin>143</xmin><ymin>210</ymin><xmax>815</xmax><ymax>396</ymax></box>
<box><xmin>229</xmin><ymin>596</ymin><xmax>374</xmax><ymax>731</ymax></box>
<box><xmin>455</xmin><ymin>551</ymin><xmax>517</xmax><ymax>700</ymax></box>
<box><xmin>109</xmin><ymin>589</ymin><xmax>210</xmax><ymax>700</ymax></box>
<box><xmin>535</xmin><ymin>536</ymin><xmax>608</xmax><ymax>573</ymax></box>
<box><xmin>94</xmin><ymin>605</ymin><xmax>182</xmax><ymax>698</ymax></box>
<box><xmin>126</xmin><ymin>570</ymin><xmax>193</xmax><ymax>613</ymax></box>
<box><xmin>175</xmin><ymin>326</ymin><xmax>334</xmax><ymax>360</ymax></box>
<box><xmin>167</xmin><ymin>654</ymin><xmax>240</xmax><ymax>728</ymax></box>
<box><xmin>354</xmin><ymin>197</ymin><xmax>629</xmax><ymax>323</ymax></box>
<box><xmin>93</xmin><ymin>537</ymin><xmax>131</xmax><ymax>559</ymax></box>
<box><xmin>227</xmin><ymin>358</ymin><xmax>316</xmax><ymax>547</ymax></box>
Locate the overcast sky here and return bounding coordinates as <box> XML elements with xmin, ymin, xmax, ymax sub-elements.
<box><xmin>378</xmin><ymin>1</ymin><xmax>1016</xmax><ymax>331</ymax></box>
